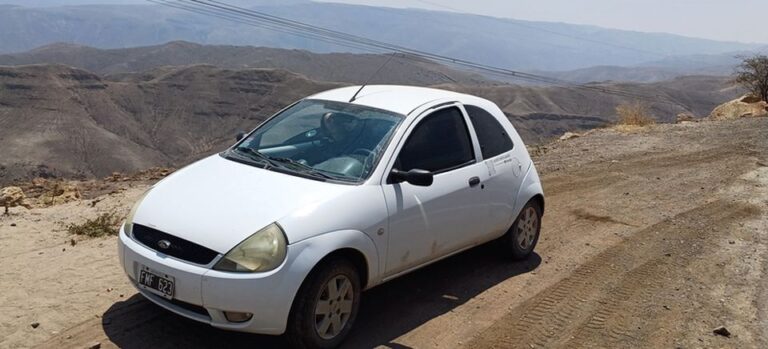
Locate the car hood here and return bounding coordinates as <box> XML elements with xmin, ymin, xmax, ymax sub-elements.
<box><xmin>132</xmin><ymin>154</ymin><xmax>354</xmax><ymax>253</ymax></box>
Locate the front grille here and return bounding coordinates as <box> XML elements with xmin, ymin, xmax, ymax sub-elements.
<box><xmin>132</xmin><ymin>224</ymin><xmax>219</xmax><ymax>265</ymax></box>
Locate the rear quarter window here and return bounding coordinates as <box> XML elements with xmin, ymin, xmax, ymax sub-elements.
<box><xmin>465</xmin><ymin>105</ymin><xmax>514</xmax><ymax>159</ymax></box>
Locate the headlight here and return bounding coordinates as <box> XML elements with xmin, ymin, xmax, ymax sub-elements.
<box><xmin>213</xmin><ymin>223</ymin><xmax>287</xmax><ymax>273</ymax></box>
<box><xmin>123</xmin><ymin>189</ymin><xmax>151</xmax><ymax>236</ymax></box>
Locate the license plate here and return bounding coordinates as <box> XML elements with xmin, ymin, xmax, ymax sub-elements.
<box><xmin>138</xmin><ymin>265</ymin><xmax>175</xmax><ymax>299</ymax></box>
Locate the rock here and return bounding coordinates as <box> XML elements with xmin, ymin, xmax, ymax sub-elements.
<box><xmin>87</xmin><ymin>342</ymin><xmax>102</xmax><ymax>349</ymax></box>
<box><xmin>30</xmin><ymin>322</ymin><xmax>40</xmax><ymax>328</ymax></box>
<box><xmin>709</xmin><ymin>95</ymin><xmax>768</xmax><ymax>120</ymax></box>
<box><xmin>105</xmin><ymin>172</ymin><xmax>126</xmax><ymax>182</ymax></box>
<box><xmin>31</xmin><ymin>177</ymin><xmax>48</xmax><ymax>188</ymax></box>
<box><xmin>741</xmin><ymin>95</ymin><xmax>762</xmax><ymax>103</ymax></box>
<box><xmin>1</xmin><ymin>186</ymin><xmax>32</xmax><ymax>214</ymax></box>
<box><xmin>10</xmin><ymin>223</ymin><xmax>16</xmax><ymax>227</ymax></box>
<box><xmin>713</xmin><ymin>326</ymin><xmax>731</xmax><ymax>337</ymax></box>
<box><xmin>44</xmin><ymin>182</ymin><xmax>81</xmax><ymax>206</ymax></box>
<box><xmin>729</xmin><ymin>240</ymin><xmax>736</xmax><ymax>245</ymax></box>
<box><xmin>559</xmin><ymin>132</ymin><xmax>581</xmax><ymax>141</ymax></box>
<box><xmin>676</xmin><ymin>112</ymin><xmax>696</xmax><ymax>123</ymax></box>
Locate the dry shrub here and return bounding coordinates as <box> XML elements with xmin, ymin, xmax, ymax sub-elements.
<box><xmin>67</xmin><ymin>212</ymin><xmax>122</xmax><ymax>238</ymax></box>
<box><xmin>616</xmin><ymin>101</ymin><xmax>656</xmax><ymax>127</ymax></box>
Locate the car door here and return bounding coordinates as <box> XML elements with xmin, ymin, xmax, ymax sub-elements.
<box><xmin>382</xmin><ymin>104</ymin><xmax>491</xmax><ymax>278</ymax></box>
<box><xmin>464</xmin><ymin>104</ymin><xmax>523</xmax><ymax>236</ymax></box>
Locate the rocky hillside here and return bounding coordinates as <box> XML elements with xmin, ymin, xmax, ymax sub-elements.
<box><xmin>0</xmin><ymin>64</ymin><xmax>339</xmax><ymax>182</ymax></box>
<box><xmin>0</xmin><ymin>60</ymin><xmax>743</xmax><ymax>184</ymax></box>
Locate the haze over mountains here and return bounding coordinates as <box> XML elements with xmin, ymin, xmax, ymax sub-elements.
<box><xmin>0</xmin><ymin>0</ymin><xmax>764</xmax><ymax>77</ymax></box>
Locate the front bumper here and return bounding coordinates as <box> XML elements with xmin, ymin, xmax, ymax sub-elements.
<box><xmin>117</xmin><ymin>226</ymin><xmax>306</xmax><ymax>335</ymax></box>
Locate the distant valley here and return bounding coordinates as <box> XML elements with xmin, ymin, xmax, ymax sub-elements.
<box><xmin>0</xmin><ymin>43</ymin><xmax>743</xmax><ymax>184</ymax></box>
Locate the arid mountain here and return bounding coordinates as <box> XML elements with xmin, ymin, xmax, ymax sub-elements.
<box><xmin>0</xmin><ymin>2</ymin><xmax>761</xmax><ymax>71</ymax></box>
<box><xmin>0</xmin><ymin>64</ymin><xmax>339</xmax><ymax>182</ymax></box>
<box><xmin>443</xmin><ymin>75</ymin><xmax>741</xmax><ymax>141</ymax></box>
<box><xmin>536</xmin><ymin>49</ymin><xmax>768</xmax><ymax>84</ymax></box>
<box><xmin>0</xmin><ymin>42</ymin><xmax>491</xmax><ymax>86</ymax></box>
<box><xmin>0</xmin><ymin>61</ymin><xmax>741</xmax><ymax>184</ymax></box>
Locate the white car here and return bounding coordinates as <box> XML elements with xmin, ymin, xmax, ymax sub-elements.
<box><xmin>118</xmin><ymin>85</ymin><xmax>544</xmax><ymax>348</ymax></box>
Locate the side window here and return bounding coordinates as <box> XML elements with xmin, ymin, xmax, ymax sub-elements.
<box><xmin>396</xmin><ymin>107</ymin><xmax>474</xmax><ymax>173</ymax></box>
<box><xmin>465</xmin><ymin>105</ymin><xmax>514</xmax><ymax>159</ymax></box>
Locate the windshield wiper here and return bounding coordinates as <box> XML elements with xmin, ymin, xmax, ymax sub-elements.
<box><xmin>231</xmin><ymin>147</ymin><xmax>275</xmax><ymax>168</ymax></box>
<box><xmin>268</xmin><ymin>157</ymin><xmax>340</xmax><ymax>180</ymax></box>
<box><xmin>232</xmin><ymin>147</ymin><xmax>343</xmax><ymax>181</ymax></box>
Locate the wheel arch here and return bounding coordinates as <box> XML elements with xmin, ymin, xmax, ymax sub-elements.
<box><xmin>313</xmin><ymin>248</ymin><xmax>370</xmax><ymax>290</ymax></box>
<box><xmin>513</xmin><ymin>162</ymin><xmax>545</xmax><ymax>218</ymax></box>
<box><xmin>288</xmin><ymin>229</ymin><xmax>379</xmax><ymax>299</ymax></box>
<box><xmin>530</xmin><ymin>193</ymin><xmax>545</xmax><ymax>215</ymax></box>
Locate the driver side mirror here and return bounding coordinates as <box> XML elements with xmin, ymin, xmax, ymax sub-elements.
<box><xmin>390</xmin><ymin>169</ymin><xmax>434</xmax><ymax>187</ymax></box>
<box><xmin>235</xmin><ymin>131</ymin><xmax>247</xmax><ymax>142</ymax></box>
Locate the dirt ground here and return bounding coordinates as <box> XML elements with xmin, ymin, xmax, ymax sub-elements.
<box><xmin>1</xmin><ymin>118</ymin><xmax>767</xmax><ymax>349</ymax></box>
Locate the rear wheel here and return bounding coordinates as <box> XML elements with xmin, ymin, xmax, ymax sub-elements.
<box><xmin>503</xmin><ymin>201</ymin><xmax>542</xmax><ymax>260</ymax></box>
<box><xmin>286</xmin><ymin>258</ymin><xmax>361</xmax><ymax>349</ymax></box>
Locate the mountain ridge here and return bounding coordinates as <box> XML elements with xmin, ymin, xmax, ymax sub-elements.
<box><xmin>0</xmin><ymin>41</ymin><xmax>493</xmax><ymax>86</ymax></box>
<box><xmin>0</xmin><ymin>2</ymin><xmax>761</xmax><ymax>71</ymax></box>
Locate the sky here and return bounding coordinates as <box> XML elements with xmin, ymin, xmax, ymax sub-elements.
<box><xmin>315</xmin><ymin>0</ymin><xmax>768</xmax><ymax>44</ymax></box>
<box><xmin>1</xmin><ymin>0</ymin><xmax>765</xmax><ymax>44</ymax></box>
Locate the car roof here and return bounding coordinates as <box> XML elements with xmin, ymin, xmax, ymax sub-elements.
<box><xmin>307</xmin><ymin>85</ymin><xmax>482</xmax><ymax>116</ymax></box>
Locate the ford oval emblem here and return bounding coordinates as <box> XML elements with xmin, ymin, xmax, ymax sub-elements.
<box><xmin>157</xmin><ymin>239</ymin><xmax>171</xmax><ymax>250</ymax></box>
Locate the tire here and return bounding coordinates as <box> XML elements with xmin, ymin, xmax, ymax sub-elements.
<box><xmin>285</xmin><ymin>258</ymin><xmax>361</xmax><ymax>349</ymax></box>
<box><xmin>503</xmin><ymin>200</ymin><xmax>542</xmax><ymax>260</ymax></box>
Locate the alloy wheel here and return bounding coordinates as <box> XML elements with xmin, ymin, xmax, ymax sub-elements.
<box><xmin>314</xmin><ymin>275</ymin><xmax>354</xmax><ymax>340</ymax></box>
<box><xmin>516</xmin><ymin>206</ymin><xmax>539</xmax><ymax>250</ymax></box>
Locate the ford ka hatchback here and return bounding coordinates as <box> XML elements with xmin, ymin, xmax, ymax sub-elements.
<box><xmin>118</xmin><ymin>85</ymin><xmax>545</xmax><ymax>348</ymax></box>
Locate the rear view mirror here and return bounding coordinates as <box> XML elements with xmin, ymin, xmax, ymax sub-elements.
<box><xmin>236</xmin><ymin>131</ymin><xmax>247</xmax><ymax>142</ymax></box>
<box><xmin>390</xmin><ymin>169</ymin><xmax>434</xmax><ymax>187</ymax></box>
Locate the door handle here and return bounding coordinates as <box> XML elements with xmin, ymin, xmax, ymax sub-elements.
<box><xmin>468</xmin><ymin>177</ymin><xmax>481</xmax><ymax>187</ymax></box>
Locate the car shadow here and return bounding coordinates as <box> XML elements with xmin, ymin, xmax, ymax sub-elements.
<box><xmin>103</xmin><ymin>243</ymin><xmax>541</xmax><ymax>348</ymax></box>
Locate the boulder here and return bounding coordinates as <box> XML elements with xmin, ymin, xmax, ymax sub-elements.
<box><xmin>51</xmin><ymin>183</ymin><xmax>82</xmax><ymax>205</ymax></box>
<box><xmin>676</xmin><ymin>112</ymin><xmax>696</xmax><ymax>123</ymax></box>
<box><xmin>709</xmin><ymin>95</ymin><xmax>768</xmax><ymax>120</ymax></box>
<box><xmin>1</xmin><ymin>186</ymin><xmax>32</xmax><ymax>214</ymax></box>
<box><xmin>559</xmin><ymin>132</ymin><xmax>581</xmax><ymax>141</ymax></box>
<box><xmin>30</xmin><ymin>177</ymin><xmax>47</xmax><ymax>188</ymax></box>
<box><xmin>45</xmin><ymin>183</ymin><xmax>81</xmax><ymax>206</ymax></box>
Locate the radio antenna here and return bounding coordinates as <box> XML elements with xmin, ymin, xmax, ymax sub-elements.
<box><xmin>349</xmin><ymin>52</ymin><xmax>398</xmax><ymax>103</ymax></box>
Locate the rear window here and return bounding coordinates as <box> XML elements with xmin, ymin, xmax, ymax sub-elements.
<box><xmin>465</xmin><ymin>105</ymin><xmax>514</xmax><ymax>159</ymax></box>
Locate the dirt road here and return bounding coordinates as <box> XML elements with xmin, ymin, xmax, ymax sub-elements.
<box><xmin>2</xmin><ymin>118</ymin><xmax>767</xmax><ymax>348</ymax></box>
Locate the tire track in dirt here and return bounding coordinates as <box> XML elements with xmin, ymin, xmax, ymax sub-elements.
<box><xmin>466</xmin><ymin>200</ymin><xmax>760</xmax><ymax>349</ymax></box>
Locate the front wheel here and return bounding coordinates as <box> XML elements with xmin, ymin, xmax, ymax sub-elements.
<box><xmin>286</xmin><ymin>258</ymin><xmax>361</xmax><ymax>349</ymax></box>
<box><xmin>503</xmin><ymin>201</ymin><xmax>542</xmax><ymax>260</ymax></box>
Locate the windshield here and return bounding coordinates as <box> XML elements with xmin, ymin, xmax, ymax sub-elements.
<box><xmin>228</xmin><ymin>99</ymin><xmax>404</xmax><ymax>182</ymax></box>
